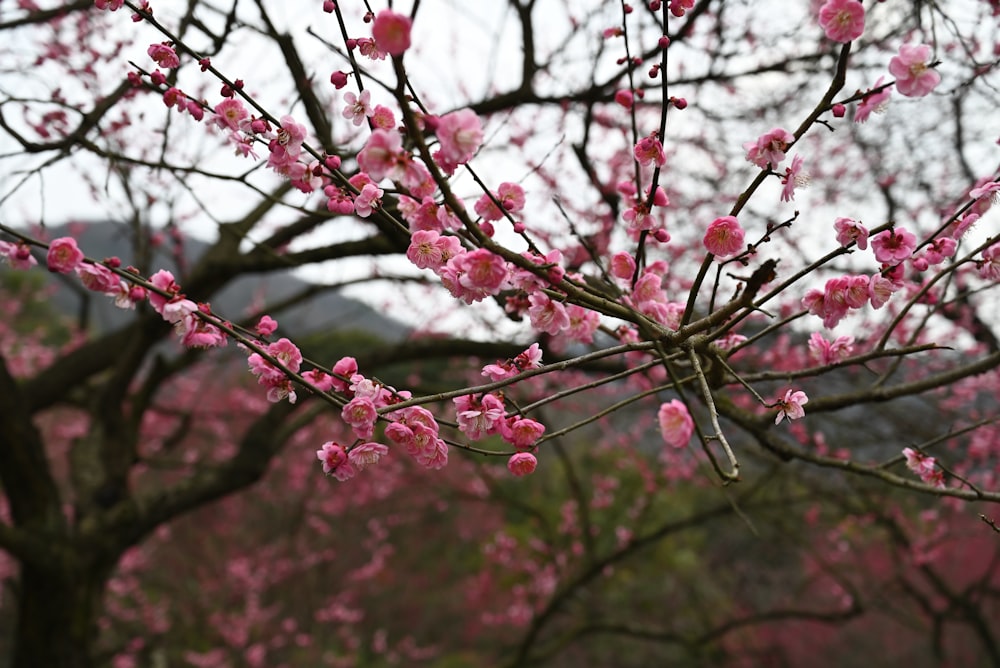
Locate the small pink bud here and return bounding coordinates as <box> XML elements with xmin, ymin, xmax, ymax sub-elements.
<box><xmin>832</xmin><ymin>103</ymin><xmax>846</xmax><ymax>117</ymax></box>
<box><xmin>330</xmin><ymin>70</ymin><xmax>349</xmax><ymax>88</ymax></box>
<box><xmin>658</xmin><ymin>35</ymin><xmax>670</xmax><ymax>48</ymax></box>
<box><xmin>614</xmin><ymin>89</ymin><xmax>634</xmax><ymax>109</ymax></box>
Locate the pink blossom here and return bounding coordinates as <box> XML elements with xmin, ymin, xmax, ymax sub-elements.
<box><xmin>147</xmin><ymin>42</ymin><xmax>180</xmax><ymax>69</ymax></box>
<box><xmin>632</xmin><ymin>272</ymin><xmax>666</xmax><ymax>305</ymax></box>
<box><xmin>454</xmin><ymin>393</ymin><xmax>505</xmax><ymax>440</ymax></box>
<box><xmin>474</xmin><ymin>182</ymin><xmax>526</xmax><ymax>221</ymax></box>
<box><xmin>658</xmin><ymin>400</ymin><xmax>694</xmax><ymax>448</ymax></box>
<box><xmin>247</xmin><ymin>337</ymin><xmax>302</xmax><ymax>395</ymax></box>
<box><xmin>978</xmin><ymin>244</ymin><xmax>1000</xmax><ymax>280</ymax></box>
<box><xmin>633</xmin><ymin>133</ymin><xmax>666</xmax><ymax>167</ymax></box>
<box><xmin>868</xmin><ymin>272</ymin><xmax>896</xmax><ymax>309</ymax></box>
<box><xmin>178</xmin><ymin>308</ymin><xmax>227</xmax><ymax>349</ymax></box>
<box><xmin>372</xmin><ymin>10</ymin><xmax>412</xmax><ymax>56</ymax></box>
<box><xmin>833</xmin><ymin>217</ymin><xmax>869</xmax><ymax>249</ymax></box>
<box><xmin>565</xmin><ymin>304</ymin><xmax>601</xmax><ymax>344</ymax></box>
<box><xmin>902</xmin><ymin>447</ymin><xmax>944</xmax><ymax>487</ymax></box>
<box><xmin>454</xmin><ymin>248</ymin><xmax>507</xmax><ymax>292</ymax></box>
<box><xmin>703</xmin><ymin>215</ymin><xmax>745</xmax><ymax>259</ymax></box>
<box><xmin>330</xmin><ymin>356</ymin><xmax>358</xmax><ymax>392</ymax></box>
<box><xmin>161</xmin><ymin>87</ymin><xmax>185</xmax><ymax>110</ymax></box>
<box><xmin>482</xmin><ymin>343</ymin><xmax>543</xmax><ymax>381</ymax></box>
<box><xmin>212</xmin><ymin>99</ymin><xmax>249</xmax><ymax>132</ymax></box>
<box><xmin>0</xmin><ymin>240</ymin><xmax>37</xmax><ymax>269</ymax></box>
<box><xmin>807</xmin><ymin>277</ymin><xmax>853</xmax><ymax>328</ymax></box>
<box><xmin>871</xmin><ymin>227</ymin><xmax>917</xmax><ymax>264</ymax></box>
<box><xmin>842</xmin><ymin>275</ymin><xmax>870</xmax><ymax>309</ymax></box>
<box><xmin>356</xmin><ymin>38</ymin><xmax>387</xmax><ymax>61</ymax></box>
<box><xmin>527</xmin><ymin>293</ymin><xmax>570</xmax><ymax>335</ymax></box>
<box><xmin>854</xmin><ymin>77</ymin><xmax>891</xmax><ymax>123</ymax></box>
<box><xmin>507</xmin><ymin>452</ymin><xmax>538</xmax><ymax>476</ymax></box>
<box><xmin>669</xmin><ymin>0</ymin><xmax>695</xmax><ymax>16</ymax></box>
<box><xmin>969</xmin><ymin>180</ymin><xmax>1000</xmax><ymax>202</ymax></box>
<box><xmin>386</xmin><ymin>409</ymin><xmax>445</xmax><ymax>470</ymax></box>
<box><xmin>302</xmin><ymin>369</ymin><xmax>334</xmax><ymax>392</ymax></box>
<box><xmin>911</xmin><ymin>237</ymin><xmax>957</xmax><ymax>270</ymax></box>
<box><xmin>161</xmin><ymin>297</ymin><xmax>198</xmax><ymax>325</ymax></box>
<box><xmin>267</xmin><ymin>116</ymin><xmax>307</xmax><ymax>172</ymax></box>
<box><xmin>147</xmin><ymin>269</ymin><xmax>180</xmax><ymax>314</ymax></box>
<box><xmin>902</xmin><ymin>447</ymin><xmax>935</xmax><ymax>477</ymax></box>
<box><xmin>779</xmin><ymin>154</ymin><xmax>808</xmax><ymax>202</ymax></box>
<box><xmin>614</xmin><ymin>89</ymin><xmax>634</xmax><ymax>109</ymax></box>
<box><xmin>385</xmin><ymin>406</ymin><xmax>439</xmax><ymax>443</ymax></box>
<box><xmin>889</xmin><ymin>44</ymin><xmax>941</xmax><ymax>98</ymax></box>
<box><xmin>406</xmin><ymin>230</ymin><xmax>462</xmax><ymax>271</ymax></box>
<box><xmin>342</xmin><ymin>396</ymin><xmax>378</xmax><ymax>439</ymax></box>
<box><xmin>818</xmin><ymin>0</ymin><xmax>865</xmax><ymax>43</ymax></box>
<box><xmin>398</xmin><ymin>196</ymin><xmax>436</xmax><ymax>231</ymax></box>
<box><xmin>75</xmin><ymin>262</ymin><xmax>119</xmax><ymax>294</ymax></box>
<box><xmin>435</xmin><ymin>108</ymin><xmax>483</xmax><ymax>165</ymax></box>
<box><xmin>357</xmin><ymin>129</ymin><xmax>404</xmax><ymax>181</ymax></box>
<box><xmin>342</xmin><ymin>90</ymin><xmax>372</xmax><ymax>126</ymax></box>
<box><xmin>348</xmin><ymin>441</ymin><xmax>389</xmax><ymax>471</ymax></box>
<box><xmin>808</xmin><ymin>332</ymin><xmax>855</xmax><ymax>365</ymax></box>
<box><xmin>504</xmin><ymin>417</ymin><xmax>546</xmax><ymax>449</ymax></box>
<box><xmin>775</xmin><ymin>389</ymin><xmax>808</xmax><ymax>424</ymax></box>
<box><xmin>743</xmin><ymin>128</ymin><xmax>794</xmax><ymax>169</ymax></box>
<box><xmin>610</xmin><ymin>252</ymin><xmax>636</xmax><ymax>280</ymax></box>
<box><xmin>231</xmin><ymin>133</ymin><xmax>258</xmax><ymax>159</ymax></box>
<box><xmin>353</xmin><ymin>183</ymin><xmax>383</xmax><ymax>218</ymax></box>
<box><xmin>623</xmin><ymin>203</ymin><xmax>656</xmax><ymax>231</ymax></box>
<box><xmin>370</xmin><ymin>105</ymin><xmax>396</xmax><ymax>130</ymax></box>
<box><xmin>46</xmin><ymin>237</ymin><xmax>84</xmax><ymax>273</ymax></box>
<box><xmin>324</xmin><ymin>186</ymin><xmax>355</xmax><ymax>214</ymax></box>
<box><xmin>317</xmin><ymin>441</ymin><xmax>356</xmax><ymax>481</ymax></box>
<box><xmin>945</xmin><ymin>213</ymin><xmax>978</xmax><ymax>239</ymax></box>
<box><xmin>440</xmin><ymin>258</ymin><xmax>493</xmax><ymax>304</ymax></box>
<box><xmin>185</xmin><ymin>99</ymin><xmax>205</xmax><ymax>121</ymax></box>
<box><xmin>95</xmin><ymin>0</ymin><xmax>124</xmax><ymax>9</ymax></box>
<box><xmin>417</xmin><ymin>438</ymin><xmax>449</xmax><ymax>469</ymax></box>
<box><xmin>255</xmin><ymin>315</ymin><xmax>278</xmax><ymax>336</ymax></box>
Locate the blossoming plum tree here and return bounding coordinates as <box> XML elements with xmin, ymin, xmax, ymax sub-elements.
<box><xmin>1</xmin><ymin>0</ymin><xmax>999</xmax><ymax>665</ymax></box>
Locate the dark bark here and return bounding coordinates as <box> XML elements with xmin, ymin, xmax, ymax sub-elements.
<box><xmin>12</xmin><ymin>558</ymin><xmax>115</xmax><ymax>668</ymax></box>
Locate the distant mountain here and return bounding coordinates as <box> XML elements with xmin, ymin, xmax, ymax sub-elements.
<box><xmin>19</xmin><ymin>222</ymin><xmax>409</xmax><ymax>341</ymax></box>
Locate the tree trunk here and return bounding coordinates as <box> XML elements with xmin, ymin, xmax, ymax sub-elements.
<box><xmin>12</xmin><ymin>557</ymin><xmax>112</xmax><ymax>668</ymax></box>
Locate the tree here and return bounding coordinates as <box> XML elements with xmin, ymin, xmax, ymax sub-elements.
<box><xmin>0</xmin><ymin>0</ymin><xmax>999</xmax><ymax>666</ymax></box>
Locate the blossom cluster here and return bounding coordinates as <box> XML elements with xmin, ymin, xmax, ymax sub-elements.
<box><xmin>902</xmin><ymin>448</ymin><xmax>945</xmax><ymax>488</ymax></box>
<box><xmin>804</xmin><ymin>214</ymin><xmax>968</xmax><ymax>329</ymax></box>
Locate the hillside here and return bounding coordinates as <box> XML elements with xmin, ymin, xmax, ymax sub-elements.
<box><xmin>14</xmin><ymin>222</ymin><xmax>410</xmax><ymax>341</ymax></box>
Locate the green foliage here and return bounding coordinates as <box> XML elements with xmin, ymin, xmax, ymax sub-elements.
<box><xmin>0</xmin><ymin>270</ymin><xmax>74</xmax><ymax>345</ymax></box>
